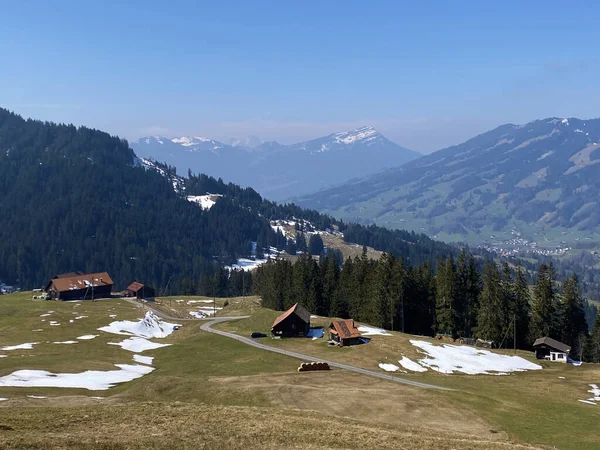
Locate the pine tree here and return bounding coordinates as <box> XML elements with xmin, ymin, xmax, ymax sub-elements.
<box><xmin>477</xmin><ymin>261</ymin><xmax>505</xmax><ymax>344</ymax></box>
<box><xmin>331</xmin><ymin>257</ymin><xmax>352</xmax><ymax>318</ymax></box>
<box><xmin>308</xmin><ymin>234</ymin><xmax>324</xmax><ymax>256</ymax></box>
<box><xmin>529</xmin><ymin>263</ymin><xmax>557</xmax><ymax>343</ymax></box>
<box><xmin>321</xmin><ymin>255</ymin><xmax>339</xmax><ymax>317</ymax></box>
<box><xmin>583</xmin><ymin>309</ymin><xmax>600</xmax><ymax>363</ymax></box>
<box><xmin>513</xmin><ymin>264</ymin><xmax>531</xmax><ymax>349</ymax></box>
<box><xmin>500</xmin><ymin>262</ymin><xmax>515</xmax><ymax>343</ymax></box>
<box><xmin>435</xmin><ymin>257</ymin><xmax>457</xmax><ymax>336</ymax></box>
<box><xmin>560</xmin><ymin>274</ymin><xmax>587</xmax><ymax>359</ymax></box>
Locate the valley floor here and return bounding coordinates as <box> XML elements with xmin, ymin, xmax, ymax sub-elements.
<box><xmin>0</xmin><ymin>292</ymin><xmax>597</xmax><ymax>449</ymax></box>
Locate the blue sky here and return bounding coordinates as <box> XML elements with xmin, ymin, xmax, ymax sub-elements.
<box><xmin>1</xmin><ymin>1</ymin><xmax>599</xmax><ymax>152</ymax></box>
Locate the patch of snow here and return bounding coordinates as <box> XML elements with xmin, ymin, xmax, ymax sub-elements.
<box><xmin>98</xmin><ymin>311</ymin><xmax>180</xmax><ymax>339</ymax></box>
<box><xmin>32</xmin><ymin>329</ymin><xmax>43</xmax><ymax>332</ymax></box>
<box><xmin>76</xmin><ymin>335</ymin><xmax>98</xmax><ymax>340</ymax></box>
<box><xmin>537</xmin><ymin>150</ymin><xmax>553</xmax><ymax>161</ymax></box>
<box><xmin>579</xmin><ymin>399</ymin><xmax>596</xmax><ymax>405</ymax></box>
<box><xmin>53</xmin><ymin>341</ymin><xmax>78</xmax><ymax>345</ymax></box>
<box><xmin>109</xmin><ymin>314</ymin><xmax>117</xmax><ymax>318</ymax></box>
<box><xmin>358</xmin><ymin>326</ymin><xmax>392</xmax><ymax>336</ymax></box>
<box><xmin>74</xmin><ymin>316</ymin><xmax>87</xmax><ymax>320</ymax></box>
<box><xmin>562</xmin><ymin>118</ymin><xmax>569</xmax><ymax>125</ymax></box>
<box><xmin>0</xmin><ymin>398</ymin><xmax>7</xmax><ymax>402</ymax></box>
<box><xmin>27</xmin><ymin>395</ymin><xmax>47</xmax><ymax>399</ymax></box>
<box><xmin>0</xmin><ymin>355</ymin><xmax>6</xmax><ymax>358</ymax></box>
<box><xmin>378</xmin><ymin>363</ymin><xmax>400</xmax><ymax>372</ymax></box>
<box><xmin>0</xmin><ymin>365</ymin><xmax>154</xmax><ymax>391</ymax></box>
<box><xmin>409</xmin><ymin>340</ymin><xmax>542</xmax><ymax>375</ymax></box>
<box><xmin>225</xmin><ymin>257</ymin><xmax>269</xmax><ymax>272</ymax></box>
<box><xmin>49</xmin><ymin>321</ymin><xmax>60</xmax><ymax>326</ymax></box>
<box><xmin>398</xmin><ymin>356</ymin><xmax>428</xmax><ymax>372</ymax></box>
<box><xmin>332</xmin><ymin>126</ymin><xmax>378</xmax><ymax>145</ymax></box>
<box><xmin>108</xmin><ymin>337</ymin><xmax>171</xmax><ymax>353</ymax></box>
<box><xmin>133</xmin><ymin>354</ymin><xmax>154</xmax><ymax>365</ymax></box>
<box><xmin>186</xmin><ymin>194</ymin><xmax>222</xmax><ymax>211</ymax></box>
<box><xmin>39</xmin><ymin>313</ymin><xmax>52</xmax><ymax>317</ymax></box>
<box><xmin>1</xmin><ymin>343</ymin><xmax>39</xmax><ymax>351</ymax></box>
<box><xmin>187</xmin><ymin>300</ymin><xmax>214</xmax><ymax>304</ymax></box>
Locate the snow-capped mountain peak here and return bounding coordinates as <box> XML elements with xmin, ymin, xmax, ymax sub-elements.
<box><xmin>171</xmin><ymin>136</ymin><xmax>225</xmax><ymax>153</ymax></box>
<box><xmin>332</xmin><ymin>126</ymin><xmax>380</xmax><ymax>145</ymax></box>
<box><xmin>142</xmin><ymin>136</ymin><xmax>168</xmax><ymax>145</ymax></box>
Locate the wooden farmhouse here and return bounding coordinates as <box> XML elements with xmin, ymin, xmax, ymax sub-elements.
<box><xmin>329</xmin><ymin>319</ymin><xmax>362</xmax><ymax>346</ymax></box>
<box><xmin>271</xmin><ymin>303</ymin><xmax>311</xmax><ymax>338</ymax></box>
<box><xmin>124</xmin><ymin>282</ymin><xmax>156</xmax><ymax>300</ymax></box>
<box><xmin>45</xmin><ymin>272</ymin><xmax>113</xmax><ymax>301</ymax></box>
<box><xmin>533</xmin><ymin>337</ymin><xmax>571</xmax><ymax>363</ymax></box>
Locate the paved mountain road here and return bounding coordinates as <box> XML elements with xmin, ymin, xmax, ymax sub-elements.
<box><xmin>200</xmin><ymin>316</ymin><xmax>451</xmax><ymax>391</ymax></box>
<box><xmin>126</xmin><ymin>298</ymin><xmax>450</xmax><ymax>391</ymax></box>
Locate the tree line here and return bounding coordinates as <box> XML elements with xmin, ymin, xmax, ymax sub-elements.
<box><xmin>254</xmin><ymin>248</ymin><xmax>599</xmax><ymax>361</ymax></box>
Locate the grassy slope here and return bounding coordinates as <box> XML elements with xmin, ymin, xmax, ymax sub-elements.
<box><xmin>0</xmin><ymin>292</ymin><xmax>535</xmax><ymax>450</ymax></box>
<box><xmin>215</xmin><ymin>307</ymin><xmax>600</xmax><ymax>450</ymax></box>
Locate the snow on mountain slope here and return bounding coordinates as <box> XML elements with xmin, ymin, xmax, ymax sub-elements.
<box><xmin>171</xmin><ymin>136</ymin><xmax>227</xmax><ymax>153</ymax></box>
<box><xmin>131</xmin><ymin>127</ymin><xmax>419</xmax><ymax>200</ymax></box>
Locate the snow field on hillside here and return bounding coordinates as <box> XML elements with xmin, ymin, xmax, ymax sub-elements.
<box><xmin>0</xmin><ymin>311</ymin><xmax>180</xmax><ymax>391</ymax></box>
<box><xmin>410</xmin><ymin>340</ymin><xmax>542</xmax><ymax>375</ymax></box>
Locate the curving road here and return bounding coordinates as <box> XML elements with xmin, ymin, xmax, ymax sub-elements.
<box><xmin>201</xmin><ymin>316</ymin><xmax>451</xmax><ymax>391</ymax></box>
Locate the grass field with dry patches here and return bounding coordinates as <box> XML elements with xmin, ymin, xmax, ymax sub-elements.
<box><xmin>215</xmin><ymin>307</ymin><xmax>600</xmax><ymax>450</ymax></box>
<box><xmin>0</xmin><ymin>292</ymin><xmax>591</xmax><ymax>449</ymax></box>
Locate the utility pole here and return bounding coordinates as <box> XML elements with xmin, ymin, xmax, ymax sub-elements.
<box><xmin>514</xmin><ymin>314</ymin><xmax>517</xmax><ymax>354</ymax></box>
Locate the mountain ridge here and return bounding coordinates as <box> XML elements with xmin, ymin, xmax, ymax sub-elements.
<box><xmin>296</xmin><ymin>116</ymin><xmax>600</xmax><ymax>254</ymax></box>
<box><xmin>131</xmin><ymin>126</ymin><xmax>420</xmax><ymax>200</ymax></box>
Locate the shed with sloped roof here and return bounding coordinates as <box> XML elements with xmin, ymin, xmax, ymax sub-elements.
<box><xmin>271</xmin><ymin>303</ymin><xmax>311</xmax><ymax>338</ymax></box>
<box><xmin>124</xmin><ymin>281</ymin><xmax>155</xmax><ymax>300</ymax></box>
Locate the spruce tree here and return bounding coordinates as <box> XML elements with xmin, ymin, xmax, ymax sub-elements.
<box><xmin>513</xmin><ymin>264</ymin><xmax>531</xmax><ymax>349</ymax></box>
<box><xmin>477</xmin><ymin>261</ymin><xmax>505</xmax><ymax>344</ymax></box>
<box><xmin>584</xmin><ymin>309</ymin><xmax>600</xmax><ymax>363</ymax></box>
<box><xmin>560</xmin><ymin>274</ymin><xmax>587</xmax><ymax>359</ymax></box>
<box><xmin>435</xmin><ymin>257</ymin><xmax>457</xmax><ymax>336</ymax></box>
<box><xmin>308</xmin><ymin>234</ymin><xmax>324</xmax><ymax>256</ymax></box>
<box><xmin>500</xmin><ymin>262</ymin><xmax>515</xmax><ymax>342</ymax></box>
<box><xmin>321</xmin><ymin>255</ymin><xmax>339</xmax><ymax>317</ymax></box>
<box><xmin>529</xmin><ymin>263</ymin><xmax>557</xmax><ymax>342</ymax></box>
<box><xmin>331</xmin><ymin>257</ymin><xmax>352</xmax><ymax>318</ymax></box>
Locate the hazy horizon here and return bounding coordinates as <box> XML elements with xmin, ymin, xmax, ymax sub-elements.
<box><xmin>2</xmin><ymin>1</ymin><xmax>599</xmax><ymax>154</ymax></box>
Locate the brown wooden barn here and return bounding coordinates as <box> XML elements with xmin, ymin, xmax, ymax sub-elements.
<box><xmin>124</xmin><ymin>282</ymin><xmax>156</xmax><ymax>301</ymax></box>
<box><xmin>271</xmin><ymin>303</ymin><xmax>311</xmax><ymax>338</ymax></box>
<box><xmin>45</xmin><ymin>272</ymin><xmax>113</xmax><ymax>301</ymax></box>
<box><xmin>329</xmin><ymin>319</ymin><xmax>362</xmax><ymax>346</ymax></box>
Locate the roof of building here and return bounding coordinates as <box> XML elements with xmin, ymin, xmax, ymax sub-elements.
<box><xmin>533</xmin><ymin>336</ymin><xmax>571</xmax><ymax>353</ymax></box>
<box><xmin>49</xmin><ymin>272</ymin><xmax>113</xmax><ymax>293</ymax></box>
<box><xmin>329</xmin><ymin>319</ymin><xmax>361</xmax><ymax>340</ymax></box>
<box><xmin>272</xmin><ymin>303</ymin><xmax>311</xmax><ymax>329</ymax></box>
<box><xmin>126</xmin><ymin>281</ymin><xmax>150</xmax><ymax>293</ymax></box>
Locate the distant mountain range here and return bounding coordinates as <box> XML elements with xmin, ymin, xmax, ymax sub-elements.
<box><xmin>131</xmin><ymin>127</ymin><xmax>420</xmax><ymax>200</ymax></box>
<box><xmin>297</xmin><ymin>117</ymin><xmax>600</xmax><ymax>253</ymax></box>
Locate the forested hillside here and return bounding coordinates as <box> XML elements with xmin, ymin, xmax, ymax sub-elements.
<box><xmin>0</xmin><ymin>109</ymin><xmax>454</xmax><ymax>291</ymax></box>
<box><xmin>0</xmin><ymin>109</ymin><xmax>279</xmax><ymax>289</ymax></box>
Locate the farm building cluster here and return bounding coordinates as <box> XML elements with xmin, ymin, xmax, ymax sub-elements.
<box><xmin>269</xmin><ymin>303</ymin><xmax>366</xmax><ymax>347</ymax></box>
<box><xmin>42</xmin><ymin>271</ymin><xmax>155</xmax><ymax>302</ymax></box>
